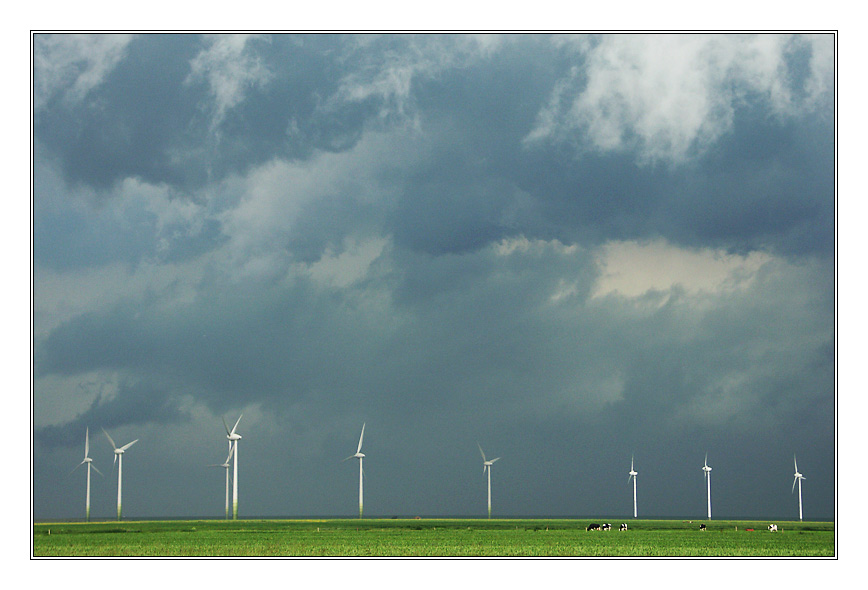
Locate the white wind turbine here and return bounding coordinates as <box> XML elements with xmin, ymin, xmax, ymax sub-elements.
<box><xmin>702</xmin><ymin>452</ymin><xmax>712</xmax><ymax>520</ymax></box>
<box><xmin>478</xmin><ymin>443</ymin><xmax>500</xmax><ymax>519</ymax></box>
<box><xmin>209</xmin><ymin>443</ymin><xmax>235</xmax><ymax>519</ymax></box>
<box><xmin>343</xmin><ymin>423</ymin><xmax>366</xmax><ymax>518</ymax></box>
<box><xmin>223</xmin><ymin>414</ymin><xmax>243</xmax><ymax>520</ymax></box>
<box><xmin>103</xmin><ymin>428</ymin><xmax>139</xmax><ymax>521</ymax></box>
<box><xmin>628</xmin><ymin>455</ymin><xmax>638</xmax><ymax>518</ymax></box>
<box><xmin>71</xmin><ymin>427</ymin><xmax>102</xmax><ymax>522</ymax></box>
<box><xmin>792</xmin><ymin>455</ymin><xmax>806</xmax><ymax>521</ymax></box>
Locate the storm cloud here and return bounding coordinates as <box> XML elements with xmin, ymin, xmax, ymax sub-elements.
<box><xmin>33</xmin><ymin>33</ymin><xmax>834</xmax><ymax>521</ymax></box>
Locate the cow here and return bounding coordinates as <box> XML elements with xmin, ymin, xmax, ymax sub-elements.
<box><xmin>619</xmin><ymin>523</ymin><xmax>628</xmax><ymax>531</ymax></box>
<box><xmin>586</xmin><ymin>523</ymin><xmax>600</xmax><ymax>531</ymax></box>
<box><xmin>601</xmin><ymin>523</ymin><xmax>612</xmax><ymax>531</ymax></box>
<box><xmin>768</xmin><ymin>524</ymin><xmax>778</xmax><ymax>532</ymax></box>
<box><xmin>699</xmin><ymin>524</ymin><xmax>707</xmax><ymax>531</ymax></box>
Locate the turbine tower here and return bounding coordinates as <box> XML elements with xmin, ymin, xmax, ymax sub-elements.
<box><xmin>223</xmin><ymin>414</ymin><xmax>243</xmax><ymax>519</ymax></box>
<box><xmin>103</xmin><ymin>428</ymin><xmax>139</xmax><ymax>521</ymax></box>
<box><xmin>702</xmin><ymin>452</ymin><xmax>712</xmax><ymax>520</ymax></box>
<box><xmin>71</xmin><ymin>427</ymin><xmax>102</xmax><ymax>522</ymax></box>
<box><xmin>792</xmin><ymin>455</ymin><xmax>806</xmax><ymax>521</ymax></box>
<box><xmin>209</xmin><ymin>443</ymin><xmax>235</xmax><ymax>519</ymax></box>
<box><xmin>343</xmin><ymin>423</ymin><xmax>366</xmax><ymax>518</ymax></box>
<box><xmin>628</xmin><ymin>455</ymin><xmax>638</xmax><ymax>518</ymax></box>
<box><xmin>478</xmin><ymin>443</ymin><xmax>500</xmax><ymax>519</ymax></box>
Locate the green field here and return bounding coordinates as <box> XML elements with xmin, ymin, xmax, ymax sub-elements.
<box><xmin>33</xmin><ymin>518</ymin><xmax>834</xmax><ymax>557</ymax></box>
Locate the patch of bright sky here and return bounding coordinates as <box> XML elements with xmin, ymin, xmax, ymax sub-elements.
<box><xmin>591</xmin><ymin>238</ymin><xmax>773</xmax><ymax>300</ymax></box>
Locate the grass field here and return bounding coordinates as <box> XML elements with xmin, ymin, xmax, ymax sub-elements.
<box><xmin>32</xmin><ymin>518</ymin><xmax>835</xmax><ymax>557</ymax></box>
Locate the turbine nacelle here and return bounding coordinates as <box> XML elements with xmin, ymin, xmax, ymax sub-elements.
<box><xmin>793</xmin><ymin>455</ymin><xmax>805</xmax><ymax>485</ymax></box>
<box><xmin>223</xmin><ymin>414</ymin><xmax>243</xmax><ymax>441</ymax></box>
<box><xmin>478</xmin><ymin>443</ymin><xmax>499</xmax><ymax>466</ymax></box>
<box><xmin>103</xmin><ymin>428</ymin><xmax>139</xmax><ymax>464</ymax></box>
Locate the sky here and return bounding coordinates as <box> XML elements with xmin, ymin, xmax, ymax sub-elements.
<box><xmin>31</xmin><ymin>33</ymin><xmax>836</xmax><ymax>522</ymax></box>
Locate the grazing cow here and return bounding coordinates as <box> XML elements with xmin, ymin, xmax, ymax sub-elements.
<box><xmin>586</xmin><ymin>523</ymin><xmax>600</xmax><ymax>531</ymax></box>
<box><xmin>699</xmin><ymin>524</ymin><xmax>707</xmax><ymax>531</ymax></box>
<box><xmin>619</xmin><ymin>523</ymin><xmax>628</xmax><ymax>531</ymax></box>
<box><xmin>601</xmin><ymin>523</ymin><xmax>612</xmax><ymax>531</ymax></box>
<box><xmin>768</xmin><ymin>524</ymin><xmax>778</xmax><ymax>532</ymax></box>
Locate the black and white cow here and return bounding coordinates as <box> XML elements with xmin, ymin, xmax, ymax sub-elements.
<box><xmin>586</xmin><ymin>523</ymin><xmax>600</xmax><ymax>531</ymax></box>
<box><xmin>768</xmin><ymin>524</ymin><xmax>778</xmax><ymax>532</ymax></box>
<box><xmin>699</xmin><ymin>524</ymin><xmax>707</xmax><ymax>531</ymax></box>
<box><xmin>619</xmin><ymin>523</ymin><xmax>628</xmax><ymax>531</ymax></box>
<box><xmin>601</xmin><ymin>523</ymin><xmax>612</xmax><ymax>531</ymax></box>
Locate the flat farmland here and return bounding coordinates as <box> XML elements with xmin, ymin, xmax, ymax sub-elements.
<box><xmin>32</xmin><ymin>518</ymin><xmax>834</xmax><ymax>557</ymax></box>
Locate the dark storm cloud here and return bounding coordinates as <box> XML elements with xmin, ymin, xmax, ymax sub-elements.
<box><xmin>33</xmin><ymin>33</ymin><xmax>835</xmax><ymax>521</ymax></box>
<box><xmin>36</xmin><ymin>380</ymin><xmax>189</xmax><ymax>449</ymax></box>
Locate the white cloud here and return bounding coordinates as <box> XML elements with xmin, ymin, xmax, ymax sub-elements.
<box><xmin>300</xmin><ymin>236</ymin><xmax>389</xmax><ymax>289</ymax></box>
<box><xmin>495</xmin><ymin>235</ymin><xmax>578</xmax><ymax>257</ymax></box>
<box><xmin>526</xmin><ymin>34</ymin><xmax>834</xmax><ymax>164</ymax></box>
<box><xmin>186</xmin><ymin>34</ymin><xmax>272</xmax><ymax>131</ymax></box>
<box><xmin>331</xmin><ymin>35</ymin><xmax>503</xmax><ymax>122</ymax></box>
<box><xmin>33</xmin><ymin>33</ymin><xmax>134</xmax><ymax>111</ymax></box>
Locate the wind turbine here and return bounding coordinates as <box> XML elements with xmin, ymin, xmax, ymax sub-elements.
<box><xmin>103</xmin><ymin>428</ymin><xmax>139</xmax><ymax>521</ymax></box>
<box><xmin>209</xmin><ymin>443</ymin><xmax>235</xmax><ymax>519</ymax></box>
<box><xmin>702</xmin><ymin>452</ymin><xmax>712</xmax><ymax>520</ymax></box>
<box><xmin>478</xmin><ymin>443</ymin><xmax>500</xmax><ymax>519</ymax></box>
<box><xmin>628</xmin><ymin>455</ymin><xmax>638</xmax><ymax>518</ymax></box>
<box><xmin>223</xmin><ymin>414</ymin><xmax>243</xmax><ymax>519</ymax></box>
<box><xmin>792</xmin><ymin>455</ymin><xmax>806</xmax><ymax>521</ymax></box>
<box><xmin>71</xmin><ymin>427</ymin><xmax>102</xmax><ymax>522</ymax></box>
<box><xmin>343</xmin><ymin>423</ymin><xmax>366</xmax><ymax>518</ymax></box>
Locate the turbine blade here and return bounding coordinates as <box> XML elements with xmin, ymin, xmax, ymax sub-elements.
<box><xmin>84</xmin><ymin>428</ymin><xmax>90</xmax><ymax>458</ymax></box>
<box><xmin>91</xmin><ymin>464</ymin><xmax>104</xmax><ymax>477</ymax></box>
<box><xmin>356</xmin><ymin>422</ymin><xmax>365</xmax><ymax>453</ymax></box>
<box><xmin>490</xmin><ymin>457</ymin><xmax>500</xmax><ymax>463</ymax></box>
<box><xmin>792</xmin><ymin>477</ymin><xmax>797</xmax><ymax>493</ymax></box>
<box><xmin>704</xmin><ymin>452</ymin><xmax>708</xmax><ymax>467</ymax></box>
<box><xmin>343</xmin><ymin>455</ymin><xmax>355</xmax><ymax>462</ymax></box>
<box><xmin>120</xmin><ymin>439</ymin><xmax>139</xmax><ymax>451</ymax></box>
<box><xmin>631</xmin><ymin>455</ymin><xmax>634</xmax><ymax>471</ymax></box>
<box><xmin>794</xmin><ymin>455</ymin><xmax>799</xmax><ymax>473</ymax></box>
<box><xmin>70</xmin><ymin>461</ymin><xmax>84</xmax><ymax>474</ymax></box>
<box><xmin>225</xmin><ymin>444</ymin><xmax>235</xmax><ymax>464</ymax></box>
<box><xmin>477</xmin><ymin>442</ymin><xmax>486</xmax><ymax>462</ymax></box>
<box><xmin>113</xmin><ymin>454</ymin><xmax>118</xmax><ymax>468</ymax></box>
<box><xmin>231</xmin><ymin>414</ymin><xmax>243</xmax><ymax>436</ymax></box>
<box><xmin>222</xmin><ymin>416</ymin><xmax>231</xmax><ymax>435</ymax></box>
<box><xmin>102</xmin><ymin>428</ymin><xmax>118</xmax><ymax>450</ymax></box>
